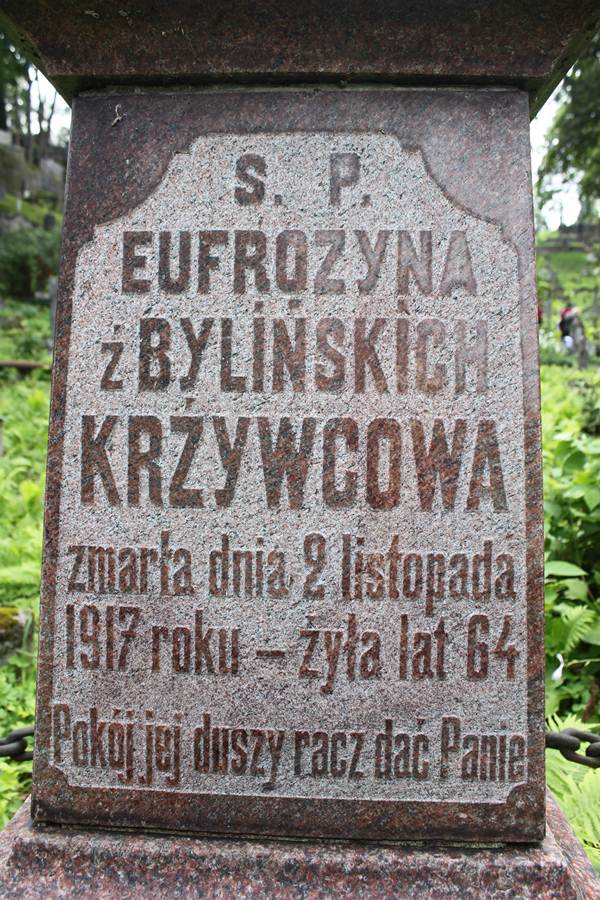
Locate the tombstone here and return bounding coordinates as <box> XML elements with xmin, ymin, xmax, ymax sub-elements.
<box><xmin>1</xmin><ymin>3</ymin><xmax>599</xmax><ymax>896</ymax></box>
<box><xmin>39</xmin><ymin>158</ymin><xmax>65</xmax><ymax>203</ymax></box>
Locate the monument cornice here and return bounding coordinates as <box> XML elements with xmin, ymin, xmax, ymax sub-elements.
<box><xmin>1</xmin><ymin>0</ymin><xmax>599</xmax><ymax>115</ymax></box>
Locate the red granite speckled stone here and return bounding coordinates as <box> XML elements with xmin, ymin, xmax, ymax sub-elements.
<box><xmin>0</xmin><ymin>795</ymin><xmax>598</xmax><ymax>899</ymax></box>
<box><xmin>27</xmin><ymin>87</ymin><xmax>545</xmax><ymax>843</ymax></box>
<box><xmin>1</xmin><ymin>1</ymin><xmax>599</xmax><ymax>113</ymax></box>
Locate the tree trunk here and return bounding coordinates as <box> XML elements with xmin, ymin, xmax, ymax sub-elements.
<box><xmin>38</xmin><ymin>88</ymin><xmax>57</xmax><ymax>155</ymax></box>
<box><xmin>0</xmin><ymin>95</ymin><xmax>7</xmax><ymax>131</ymax></box>
<box><xmin>24</xmin><ymin>66</ymin><xmax>33</xmax><ymax>164</ymax></box>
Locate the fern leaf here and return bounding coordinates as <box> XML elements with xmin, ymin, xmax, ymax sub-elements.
<box><xmin>557</xmin><ymin>605</ymin><xmax>597</xmax><ymax>652</ymax></box>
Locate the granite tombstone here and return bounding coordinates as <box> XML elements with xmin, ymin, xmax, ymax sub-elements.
<box><xmin>0</xmin><ymin>3</ymin><xmax>599</xmax><ymax>897</ymax></box>
<box><xmin>30</xmin><ymin>87</ymin><xmax>544</xmax><ymax>842</ymax></box>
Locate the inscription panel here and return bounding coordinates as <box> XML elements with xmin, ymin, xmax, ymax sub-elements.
<box><xmin>33</xmin><ymin>91</ymin><xmax>544</xmax><ymax>841</ymax></box>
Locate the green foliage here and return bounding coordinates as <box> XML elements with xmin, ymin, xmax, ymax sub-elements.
<box><xmin>536</xmin><ymin>246</ymin><xmax>600</xmax><ymax>365</ymax></box>
<box><xmin>581</xmin><ymin>382</ymin><xmax>600</xmax><ymax>435</ymax></box>
<box><xmin>0</xmin><ymin>374</ymin><xmax>47</xmax><ymax>827</ymax></box>
<box><xmin>541</xmin><ymin>250</ymin><xmax>598</xmax><ymax>295</ymax></box>
<box><xmin>0</xmin><ymin>645</ymin><xmax>36</xmax><ymax>826</ymax></box>
<box><xmin>0</xmin><ymin>193</ymin><xmax>63</xmax><ymax>229</ymax></box>
<box><xmin>0</xmin><ymin>33</ymin><xmax>28</xmax><ymax>132</ymax></box>
<box><xmin>542</xmin><ymin>366</ymin><xmax>600</xmax><ymax>719</ymax></box>
<box><xmin>546</xmin><ymin>715</ymin><xmax>600</xmax><ymax>872</ymax></box>
<box><xmin>0</xmin><ymin>375</ymin><xmax>49</xmax><ymax>608</ymax></box>
<box><xmin>0</xmin><ymin>229</ymin><xmax>50</xmax><ymax>828</ymax></box>
<box><xmin>538</xmin><ymin>330</ymin><xmax>576</xmax><ymax>367</ymax></box>
<box><xmin>0</xmin><ymin>227</ymin><xmax>59</xmax><ymax>299</ymax></box>
<box><xmin>538</xmin><ymin>33</ymin><xmax>600</xmax><ymax>211</ymax></box>
<box><xmin>0</xmin><ymin>298</ymin><xmax>52</xmax><ymax>361</ymax></box>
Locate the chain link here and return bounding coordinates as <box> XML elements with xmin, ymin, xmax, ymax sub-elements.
<box><xmin>0</xmin><ymin>725</ymin><xmax>599</xmax><ymax>769</ymax></box>
<box><xmin>0</xmin><ymin>727</ymin><xmax>34</xmax><ymax>762</ymax></box>
<box><xmin>545</xmin><ymin>728</ymin><xmax>600</xmax><ymax>768</ymax></box>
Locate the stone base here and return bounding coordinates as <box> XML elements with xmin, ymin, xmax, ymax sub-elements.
<box><xmin>0</xmin><ymin>795</ymin><xmax>598</xmax><ymax>898</ymax></box>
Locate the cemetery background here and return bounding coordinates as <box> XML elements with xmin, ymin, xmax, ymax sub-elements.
<box><xmin>0</xmin><ymin>28</ymin><xmax>599</xmax><ymax>873</ymax></box>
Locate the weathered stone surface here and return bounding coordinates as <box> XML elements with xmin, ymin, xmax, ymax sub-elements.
<box><xmin>1</xmin><ymin>2</ymin><xmax>599</xmax><ymax>113</ymax></box>
<box><xmin>32</xmin><ymin>86</ymin><xmax>544</xmax><ymax>842</ymax></box>
<box><xmin>1</xmin><ymin>795</ymin><xmax>598</xmax><ymax>898</ymax></box>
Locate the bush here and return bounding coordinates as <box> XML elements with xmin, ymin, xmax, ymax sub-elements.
<box><xmin>0</xmin><ymin>374</ymin><xmax>48</xmax><ymax>827</ymax></box>
<box><xmin>0</xmin><ymin>227</ymin><xmax>59</xmax><ymax>299</ymax></box>
<box><xmin>0</xmin><ymin>299</ymin><xmax>52</xmax><ymax>362</ymax></box>
<box><xmin>542</xmin><ymin>366</ymin><xmax>600</xmax><ymax>720</ymax></box>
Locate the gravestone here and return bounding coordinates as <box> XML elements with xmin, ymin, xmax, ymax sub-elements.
<box><xmin>33</xmin><ymin>90</ymin><xmax>544</xmax><ymax>843</ymax></box>
<box><xmin>1</xmin><ymin>3</ymin><xmax>599</xmax><ymax>896</ymax></box>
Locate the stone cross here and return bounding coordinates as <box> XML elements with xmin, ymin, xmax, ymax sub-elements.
<box><xmin>1</xmin><ymin>3</ymin><xmax>599</xmax><ymax>895</ymax></box>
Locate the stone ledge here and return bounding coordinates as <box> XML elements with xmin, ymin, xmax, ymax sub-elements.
<box><xmin>1</xmin><ymin>794</ymin><xmax>598</xmax><ymax>898</ymax></box>
<box><xmin>1</xmin><ymin>1</ymin><xmax>599</xmax><ymax>113</ymax></box>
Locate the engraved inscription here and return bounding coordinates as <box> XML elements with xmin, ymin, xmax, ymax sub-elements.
<box><xmin>47</xmin><ymin>134</ymin><xmax>527</xmax><ymax>804</ymax></box>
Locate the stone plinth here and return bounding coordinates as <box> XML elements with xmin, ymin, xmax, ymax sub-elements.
<box><xmin>0</xmin><ymin>795</ymin><xmax>598</xmax><ymax>898</ymax></box>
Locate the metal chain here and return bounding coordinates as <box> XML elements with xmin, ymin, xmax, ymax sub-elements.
<box><xmin>545</xmin><ymin>728</ymin><xmax>600</xmax><ymax>768</ymax></box>
<box><xmin>0</xmin><ymin>726</ymin><xmax>599</xmax><ymax>769</ymax></box>
<box><xmin>0</xmin><ymin>727</ymin><xmax>34</xmax><ymax>762</ymax></box>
